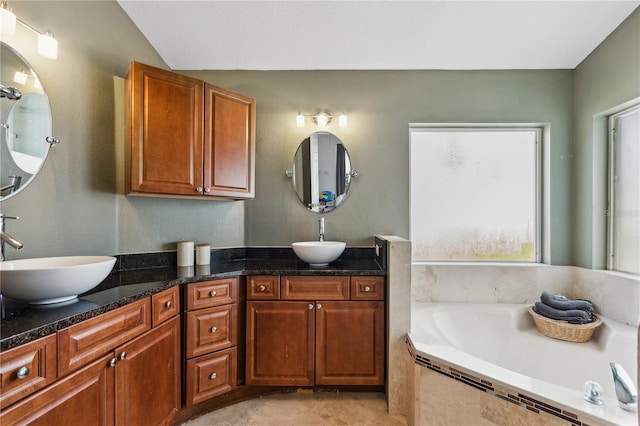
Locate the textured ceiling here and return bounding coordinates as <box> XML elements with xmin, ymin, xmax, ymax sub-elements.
<box><xmin>117</xmin><ymin>1</ymin><xmax>639</xmax><ymax>70</ymax></box>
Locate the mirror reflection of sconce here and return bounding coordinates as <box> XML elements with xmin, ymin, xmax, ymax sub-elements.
<box><xmin>296</xmin><ymin>111</ymin><xmax>347</xmax><ymax>128</ymax></box>
<box><xmin>0</xmin><ymin>1</ymin><xmax>58</xmax><ymax>59</ymax></box>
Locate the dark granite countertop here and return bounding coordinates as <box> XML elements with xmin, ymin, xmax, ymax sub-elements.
<box><xmin>1</xmin><ymin>246</ymin><xmax>386</xmax><ymax>351</ymax></box>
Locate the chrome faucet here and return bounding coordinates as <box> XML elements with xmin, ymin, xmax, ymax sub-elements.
<box><xmin>0</xmin><ymin>214</ymin><xmax>23</xmax><ymax>261</ymax></box>
<box><xmin>610</xmin><ymin>362</ymin><xmax>638</xmax><ymax>412</ymax></box>
<box><xmin>319</xmin><ymin>217</ymin><xmax>325</xmax><ymax>242</ymax></box>
<box><xmin>0</xmin><ymin>175</ymin><xmax>22</xmax><ymax>193</ymax></box>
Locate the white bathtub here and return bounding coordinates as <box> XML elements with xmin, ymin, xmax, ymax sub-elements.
<box><xmin>407</xmin><ymin>302</ymin><xmax>638</xmax><ymax>426</ymax></box>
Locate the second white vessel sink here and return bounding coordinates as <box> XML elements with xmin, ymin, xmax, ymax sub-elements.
<box><xmin>292</xmin><ymin>241</ymin><xmax>346</xmax><ymax>267</ymax></box>
<box><xmin>0</xmin><ymin>256</ymin><xmax>116</xmax><ymax>304</ymax></box>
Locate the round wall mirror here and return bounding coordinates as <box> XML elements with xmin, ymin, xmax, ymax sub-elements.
<box><xmin>1</xmin><ymin>41</ymin><xmax>53</xmax><ymax>201</ymax></box>
<box><xmin>291</xmin><ymin>131</ymin><xmax>354</xmax><ymax>213</ymax></box>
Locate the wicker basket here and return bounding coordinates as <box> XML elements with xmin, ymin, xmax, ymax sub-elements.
<box><xmin>528</xmin><ymin>307</ymin><xmax>602</xmax><ymax>343</ymax></box>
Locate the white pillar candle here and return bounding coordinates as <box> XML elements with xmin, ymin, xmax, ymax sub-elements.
<box><xmin>177</xmin><ymin>241</ymin><xmax>194</xmax><ymax>267</ymax></box>
<box><xmin>196</xmin><ymin>244</ymin><xmax>210</xmax><ymax>265</ymax></box>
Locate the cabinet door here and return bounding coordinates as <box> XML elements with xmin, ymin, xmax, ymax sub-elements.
<box><xmin>246</xmin><ymin>302</ymin><xmax>314</xmax><ymax>386</ymax></box>
<box><xmin>203</xmin><ymin>83</ymin><xmax>255</xmax><ymax>199</ymax></box>
<box><xmin>0</xmin><ymin>354</ymin><xmax>115</xmax><ymax>426</ymax></box>
<box><xmin>127</xmin><ymin>61</ymin><xmax>203</xmax><ymax>196</ymax></box>
<box><xmin>115</xmin><ymin>316</ymin><xmax>181</xmax><ymax>426</ymax></box>
<box><xmin>315</xmin><ymin>301</ymin><xmax>385</xmax><ymax>385</ymax></box>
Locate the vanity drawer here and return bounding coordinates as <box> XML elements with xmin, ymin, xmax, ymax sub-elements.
<box><xmin>185</xmin><ymin>305</ymin><xmax>238</xmax><ymax>358</ymax></box>
<box><xmin>0</xmin><ymin>334</ymin><xmax>57</xmax><ymax>409</ymax></box>
<box><xmin>186</xmin><ymin>278</ymin><xmax>238</xmax><ymax>311</ymax></box>
<box><xmin>185</xmin><ymin>347</ymin><xmax>237</xmax><ymax>406</ymax></box>
<box><xmin>281</xmin><ymin>276</ymin><xmax>349</xmax><ymax>301</ymax></box>
<box><xmin>247</xmin><ymin>276</ymin><xmax>280</xmax><ymax>300</ymax></box>
<box><xmin>58</xmin><ymin>298</ymin><xmax>151</xmax><ymax>376</ymax></box>
<box><xmin>152</xmin><ymin>286</ymin><xmax>180</xmax><ymax>327</ymax></box>
<box><xmin>350</xmin><ymin>277</ymin><xmax>385</xmax><ymax>301</ymax></box>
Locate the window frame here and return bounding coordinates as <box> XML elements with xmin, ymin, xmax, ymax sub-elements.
<box><xmin>607</xmin><ymin>104</ymin><xmax>640</xmax><ymax>274</ymax></box>
<box><xmin>409</xmin><ymin>125</ymin><xmax>542</xmax><ymax>264</ymax></box>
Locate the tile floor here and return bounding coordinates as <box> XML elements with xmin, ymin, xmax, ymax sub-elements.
<box><xmin>181</xmin><ymin>391</ymin><xmax>407</xmax><ymax>426</ymax></box>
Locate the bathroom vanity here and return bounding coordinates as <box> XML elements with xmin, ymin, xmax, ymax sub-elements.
<box><xmin>0</xmin><ymin>246</ymin><xmax>386</xmax><ymax>425</ymax></box>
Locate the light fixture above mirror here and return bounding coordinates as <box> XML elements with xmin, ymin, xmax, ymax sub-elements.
<box><xmin>0</xmin><ymin>1</ymin><xmax>58</xmax><ymax>59</ymax></box>
<box><xmin>296</xmin><ymin>111</ymin><xmax>347</xmax><ymax>128</ymax></box>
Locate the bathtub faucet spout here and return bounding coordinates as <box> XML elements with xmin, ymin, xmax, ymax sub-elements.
<box><xmin>610</xmin><ymin>362</ymin><xmax>637</xmax><ymax>412</ymax></box>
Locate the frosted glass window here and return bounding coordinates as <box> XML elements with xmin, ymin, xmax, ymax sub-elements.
<box><xmin>609</xmin><ymin>106</ymin><xmax>640</xmax><ymax>275</ymax></box>
<box><xmin>410</xmin><ymin>128</ymin><xmax>539</xmax><ymax>262</ymax></box>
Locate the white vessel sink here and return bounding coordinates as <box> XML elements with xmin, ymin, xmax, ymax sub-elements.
<box><xmin>292</xmin><ymin>241</ymin><xmax>346</xmax><ymax>267</ymax></box>
<box><xmin>0</xmin><ymin>256</ymin><xmax>116</xmax><ymax>304</ymax></box>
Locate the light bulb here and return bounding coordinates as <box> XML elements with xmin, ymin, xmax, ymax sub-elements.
<box><xmin>13</xmin><ymin>70</ymin><xmax>27</xmax><ymax>85</ymax></box>
<box><xmin>0</xmin><ymin>2</ymin><xmax>16</xmax><ymax>36</ymax></box>
<box><xmin>296</xmin><ymin>113</ymin><xmax>305</xmax><ymax>127</ymax></box>
<box><xmin>316</xmin><ymin>113</ymin><xmax>328</xmax><ymax>127</ymax></box>
<box><xmin>38</xmin><ymin>29</ymin><xmax>58</xmax><ymax>59</ymax></box>
<box><xmin>339</xmin><ymin>114</ymin><xmax>348</xmax><ymax>127</ymax></box>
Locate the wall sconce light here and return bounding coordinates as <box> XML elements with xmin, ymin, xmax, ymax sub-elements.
<box><xmin>0</xmin><ymin>1</ymin><xmax>58</xmax><ymax>59</ymax></box>
<box><xmin>296</xmin><ymin>111</ymin><xmax>348</xmax><ymax>128</ymax></box>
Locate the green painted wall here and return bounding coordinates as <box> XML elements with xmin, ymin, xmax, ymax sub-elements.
<box><xmin>1</xmin><ymin>1</ymin><xmax>636</xmax><ymax>267</ymax></box>
<box><xmin>184</xmin><ymin>69</ymin><xmax>573</xmax><ymax>264</ymax></box>
<box><xmin>573</xmin><ymin>8</ymin><xmax>640</xmax><ymax>269</ymax></box>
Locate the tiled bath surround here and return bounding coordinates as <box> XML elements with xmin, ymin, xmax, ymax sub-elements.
<box><xmin>412</xmin><ymin>263</ymin><xmax>640</xmax><ymax>327</ymax></box>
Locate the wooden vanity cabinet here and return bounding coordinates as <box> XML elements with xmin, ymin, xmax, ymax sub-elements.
<box><xmin>184</xmin><ymin>278</ymin><xmax>243</xmax><ymax>407</ymax></box>
<box><xmin>246</xmin><ymin>276</ymin><xmax>385</xmax><ymax>387</ymax></box>
<box><xmin>125</xmin><ymin>61</ymin><xmax>255</xmax><ymax>200</ymax></box>
<box><xmin>0</xmin><ymin>287</ymin><xmax>181</xmax><ymax>426</ymax></box>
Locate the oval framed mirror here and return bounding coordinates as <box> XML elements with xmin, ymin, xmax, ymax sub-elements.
<box><xmin>1</xmin><ymin>41</ymin><xmax>53</xmax><ymax>201</ymax></box>
<box><xmin>291</xmin><ymin>131</ymin><xmax>354</xmax><ymax>213</ymax></box>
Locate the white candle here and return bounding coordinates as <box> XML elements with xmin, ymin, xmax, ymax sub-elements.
<box><xmin>177</xmin><ymin>241</ymin><xmax>194</xmax><ymax>267</ymax></box>
<box><xmin>196</xmin><ymin>244</ymin><xmax>210</xmax><ymax>265</ymax></box>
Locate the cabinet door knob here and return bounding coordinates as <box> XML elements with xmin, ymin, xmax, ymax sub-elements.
<box><xmin>109</xmin><ymin>358</ymin><xmax>118</xmax><ymax>367</ymax></box>
<box><xmin>316</xmin><ymin>303</ymin><xmax>322</xmax><ymax>310</ymax></box>
<box><xmin>204</xmin><ymin>187</ymin><xmax>211</xmax><ymax>193</ymax></box>
<box><xmin>308</xmin><ymin>303</ymin><xmax>314</xmax><ymax>310</ymax></box>
<box><xmin>210</xmin><ymin>290</ymin><xmax>217</xmax><ymax>297</ymax></box>
<box><xmin>363</xmin><ymin>285</ymin><xmax>372</xmax><ymax>292</ymax></box>
<box><xmin>165</xmin><ymin>301</ymin><xmax>172</xmax><ymax>309</ymax></box>
<box><xmin>119</xmin><ymin>351</ymin><xmax>127</xmax><ymax>360</ymax></box>
<box><xmin>210</xmin><ymin>372</ymin><xmax>217</xmax><ymax>380</ymax></box>
<box><xmin>196</xmin><ymin>187</ymin><xmax>203</xmax><ymax>193</ymax></box>
<box><xmin>259</xmin><ymin>285</ymin><xmax>266</xmax><ymax>292</ymax></box>
<box><xmin>16</xmin><ymin>366</ymin><xmax>30</xmax><ymax>379</ymax></box>
<box><xmin>210</xmin><ymin>326</ymin><xmax>218</xmax><ymax>333</ymax></box>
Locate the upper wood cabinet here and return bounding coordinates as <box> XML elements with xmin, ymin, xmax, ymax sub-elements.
<box><xmin>125</xmin><ymin>61</ymin><xmax>255</xmax><ymax>200</ymax></box>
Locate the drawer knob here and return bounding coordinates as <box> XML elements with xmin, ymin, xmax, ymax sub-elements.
<box><xmin>196</xmin><ymin>186</ymin><xmax>203</xmax><ymax>193</ymax></box>
<box><xmin>210</xmin><ymin>290</ymin><xmax>217</xmax><ymax>297</ymax></box>
<box><xmin>364</xmin><ymin>285</ymin><xmax>372</xmax><ymax>292</ymax></box>
<box><xmin>119</xmin><ymin>351</ymin><xmax>127</xmax><ymax>360</ymax></box>
<box><xmin>259</xmin><ymin>285</ymin><xmax>266</xmax><ymax>292</ymax></box>
<box><xmin>165</xmin><ymin>301</ymin><xmax>172</xmax><ymax>309</ymax></box>
<box><xmin>308</xmin><ymin>303</ymin><xmax>314</xmax><ymax>310</ymax></box>
<box><xmin>204</xmin><ymin>187</ymin><xmax>211</xmax><ymax>193</ymax></box>
<box><xmin>210</xmin><ymin>326</ymin><xmax>218</xmax><ymax>333</ymax></box>
<box><xmin>109</xmin><ymin>358</ymin><xmax>118</xmax><ymax>367</ymax></box>
<box><xmin>316</xmin><ymin>303</ymin><xmax>322</xmax><ymax>310</ymax></box>
<box><xmin>210</xmin><ymin>372</ymin><xmax>217</xmax><ymax>380</ymax></box>
<box><xmin>16</xmin><ymin>366</ymin><xmax>30</xmax><ymax>379</ymax></box>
